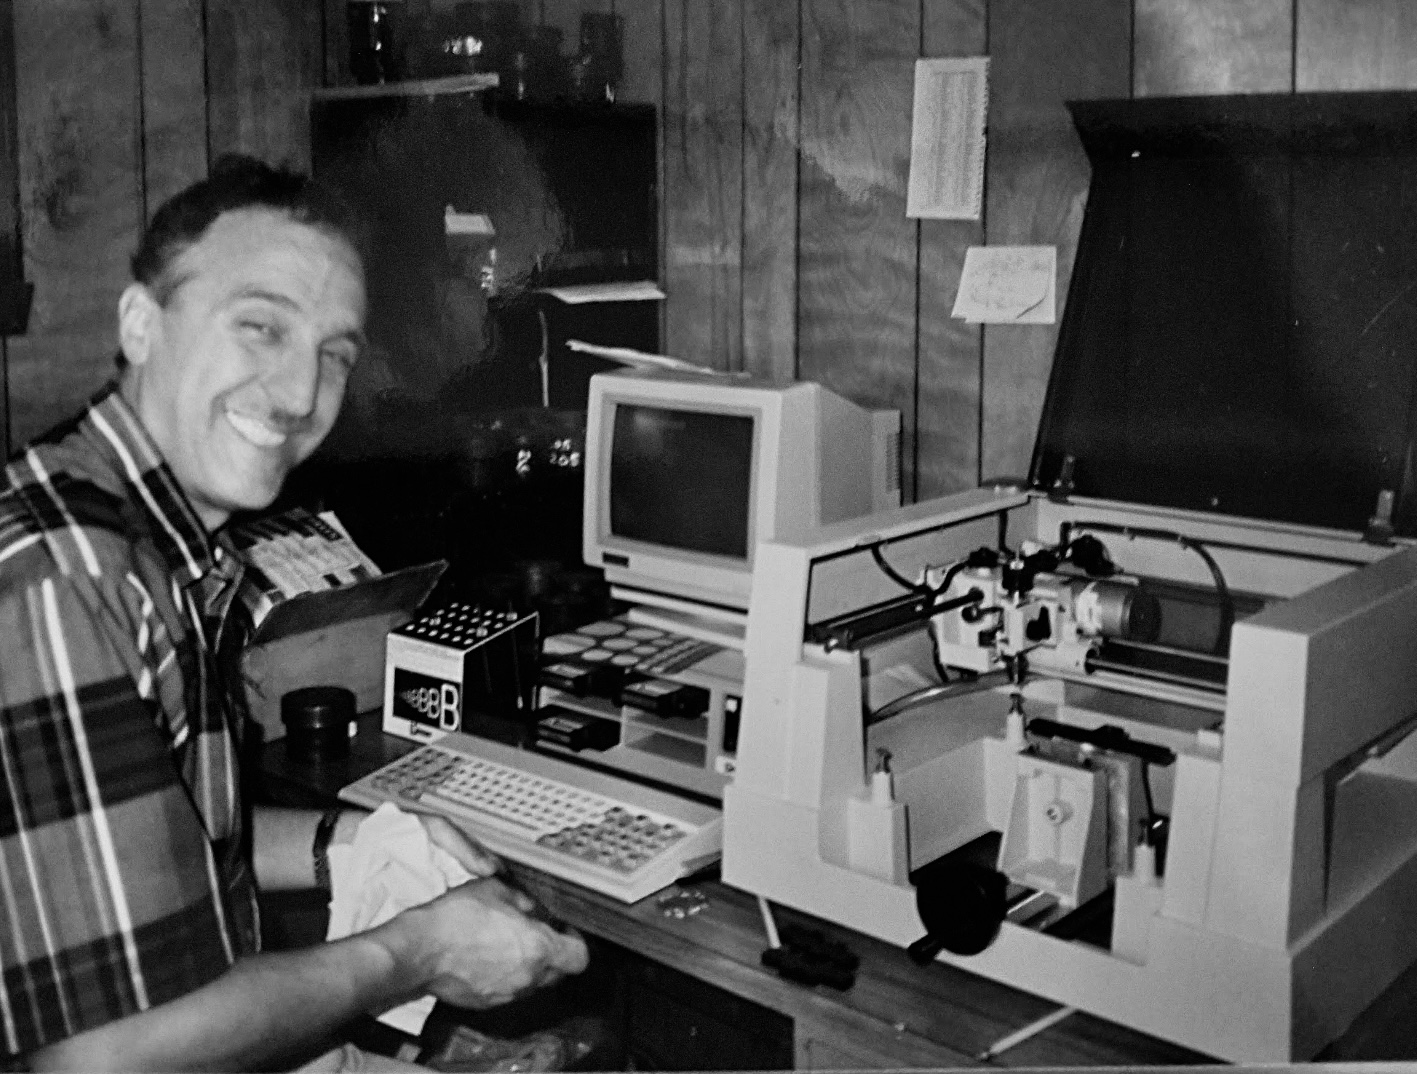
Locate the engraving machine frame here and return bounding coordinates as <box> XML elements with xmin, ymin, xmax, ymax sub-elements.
<box><xmin>721</xmin><ymin>487</ymin><xmax>1417</xmax><ymax>1062</ymax></box>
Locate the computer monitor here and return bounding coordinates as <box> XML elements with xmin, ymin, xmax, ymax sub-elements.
<box><xmin>582</xmin><ymin>369</ymin><xmax>901</xmax><ymax>620</ymax></box>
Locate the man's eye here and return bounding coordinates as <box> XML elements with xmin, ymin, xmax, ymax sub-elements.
<box><xmin>239</xmin><ymin>320</ymin><xmax>282</xmax><ymax>343</ymax></box>
<box><xmin>321</xmin><ymin>346</ymin><xmax>358</xmax><ymax>372</ymax></box>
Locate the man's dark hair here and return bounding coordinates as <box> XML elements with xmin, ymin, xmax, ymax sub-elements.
<box><xmin>130</xmin><ymin>154</ymin><xmax>368</xmax><ymax>306</ymax></box>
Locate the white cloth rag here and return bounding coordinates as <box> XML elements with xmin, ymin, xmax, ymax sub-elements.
<box><xmin>325</xmin><ymin>802</ymin><xmax>473</xmax><ymax>1035</ymax></box>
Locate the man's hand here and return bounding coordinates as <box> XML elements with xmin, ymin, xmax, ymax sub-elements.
<box><xmin>253</xmin><ymin>806</ymin><xmax>503</xmax><ymax>891</ymax></box>
<box><xmin>26</xmin><ymin>877</ymin><xmax>587</xmax><ymax>1073</ymax></box>
<box><xmin>377</xmin><ymin>876</ymin><xmax>590</xmax><ymax>1009</ymax></box>
<box><xmin>415</xmin><ymin>813</ymin><xmax>502</xmax><ymax>880</ymax></box>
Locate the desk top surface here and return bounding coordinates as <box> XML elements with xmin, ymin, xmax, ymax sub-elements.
<box><xmin>259</xmin><ymin>715</ymin><xmax>1417</xmax><ymax>1067</ymax></box>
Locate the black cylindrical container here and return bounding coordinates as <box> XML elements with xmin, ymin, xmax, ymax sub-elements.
<box><xmin>282</xmin><ymin>685</ymin><xmax>356</xmax><ymax>762</ymax></box>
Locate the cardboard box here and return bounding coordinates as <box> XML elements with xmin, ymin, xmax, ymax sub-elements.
<box><xmin>240</xmin><ymin>559</ymin><xmax>446</xmax><ymax>742</ymax></box>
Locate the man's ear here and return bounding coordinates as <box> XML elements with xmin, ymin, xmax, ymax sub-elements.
<box><xmin>117</xmin><ymin>283</ymin><xmax>160</xmax><ymax>366</ymax></box>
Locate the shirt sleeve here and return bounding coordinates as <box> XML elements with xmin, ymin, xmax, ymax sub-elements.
<box><xmin>0</xmin><ymin>564</ymin><xmax>237</xmax><ymax>1057</ymax></box>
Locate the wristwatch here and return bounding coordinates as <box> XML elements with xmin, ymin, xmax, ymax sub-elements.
<box><xmin>313</xmin><ymin>807</ymin><xmax>343</xmax><ymax>891</ymax></box>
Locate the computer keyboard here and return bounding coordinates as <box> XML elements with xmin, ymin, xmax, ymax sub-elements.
<box><xmin>340</xmin><ymin>731</ymin><xmax>722</xmax><ymax>903</ymax></box>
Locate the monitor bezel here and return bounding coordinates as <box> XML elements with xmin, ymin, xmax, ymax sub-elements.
<box><xmin>585</xmin><ymin>372</ymin><xmax>791</xmax><ymax>611</ymax></box>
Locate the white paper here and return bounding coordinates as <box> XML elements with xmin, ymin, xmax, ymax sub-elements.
<box><xmin>237</xmin><ymin>510</ymin><xmax>380</xmax><ymax>600</ymax></box>
<box><xmin>564</xmin><ymin>339</ymin><xmax>746</xmax><ymax>377</ymax></box>
<box><xmin>317</xmin><ymin>510</ymin><xmax>383</xmax><ymax>576</ymax></box>
<box><xmin>951</xmin><ymin>245</ymin><xmax>1057</xmax><ymax>324</ymax></box>
<box><xmin>906</xmin><ymin>58</ymin><xmax>990</xmax><ymax>220</ymax></box>
<box><xmin>540</xmin><ymin>280</ymin><xmax>666</xmax><ymax>304</ymax></box>
<box><xmin>444</xmin><ymin>208</ymin><xmax>495</xmax><ymax>237</ymax></box>
<box><xmin>325</xmin><ymin>803</ymin><xmax>473</xmax><ymax>1035</ymax></box>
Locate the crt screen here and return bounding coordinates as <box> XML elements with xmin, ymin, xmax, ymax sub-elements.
<box><xmin>609</xmin><ymin>405</ymin><xmax>755</xmax><ymax>559</ymax></box>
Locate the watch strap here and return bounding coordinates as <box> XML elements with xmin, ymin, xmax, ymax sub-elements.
<box><xmin>312</xmin><ymin>807</ymin><xmax>343</xmax><ymax>892</ymax></box>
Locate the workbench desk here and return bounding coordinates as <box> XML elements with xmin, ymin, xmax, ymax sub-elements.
<box><xmin>258</xmin><ymin>715</ymin><xmax>1415</xmax><ymax>1069</ymax></box>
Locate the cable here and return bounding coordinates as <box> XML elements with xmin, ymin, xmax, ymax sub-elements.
<box><xmin>930</xmin><ymin>560</ymin><xmax>968</xmax><ymax>597</ymax></box>
<box><xmin>865</xmin><ymin>548</ymin><xmax>991</xmax><ymax>689</ymax></box>
<box><xmin>927</xmin><ymin>625</ymin><xmax>953</xmax><ymax>684</ymax></box>
<box><xmin>757</xmin><ymin>896</ymin><xmax>782</xmax><ymax>950</ymax></box>
<box><xmin>869</xmin><ymin>546</ymin><xmax>976</xmax><ymax>600</ymax></box>
<box><xmin>1175</xmin><ymin>535</ymin><xmax>1233</xmax><ymax>654</ymax></box>
<box><xmin>1140</xmin><ymin>762</ymin><xmax>1157</xmax><ymax>830</ymax></box>
<box><xmin>1064</xmin><ymin>521</ymin><xmax>1235</xmax><ymax>655</ymax></box>
<box><xmin>868</xmin><ymin>670</ymin><xmax>1008</xmax><ymax>724</ymax></box>
<box><xmin>869</xmin><ymin>543</ymin><xmax>927</xmax><ymax>594</ymax></box>
<box><xmin>923</xmin><ymin>560</ymin><xmax>971</xmax><ymax>685</ymax></box>
<box><xmin>869</xmin><ymin>683</ymin><xmax>964</xmax><ymax>724</ymax></box>
<box><xmin>977</xmin><ymin>1006</ymin><xmax>1078</xmax><ymax>1062</ymax></box>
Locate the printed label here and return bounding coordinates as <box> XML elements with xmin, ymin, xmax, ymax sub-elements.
<box><xmin>391</xmin><ymin>667</ymin><xmax>461</xmax><ymax>732</ymax></box>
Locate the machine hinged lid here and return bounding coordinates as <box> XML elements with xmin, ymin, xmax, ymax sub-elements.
<box><xmin>1030</xmin><ymin>90</ymin><xmax>1417</xmax><ymax>541</ymax></box>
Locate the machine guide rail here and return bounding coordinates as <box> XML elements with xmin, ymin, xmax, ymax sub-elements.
<box><xmin>808</xmin><ymin>588</ymin><xmax>982</xmax><ymax>651</ymax></box>
<box><xmin>1026</xmin><ymin>717</ymin><xmax>1176</xmax><ymax>768</ymax></box>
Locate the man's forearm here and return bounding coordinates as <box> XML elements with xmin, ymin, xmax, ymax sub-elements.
<box><xmin>29</xmin><ymin>928</ymin><xmax>414</xmax><ymax>1072</ymax></box>
<box><xmin>253</xmin><ymin>804</ymin><xmax>366</xmax><ymax>890</ymax></box>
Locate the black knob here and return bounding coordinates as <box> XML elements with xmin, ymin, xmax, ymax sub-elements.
<box><xmin>1024</xmin><ymin>607</ymin><xmax>1052</xmax><ymax>642</ymax></box>
<box><xmin>910</xmin><ymin>861</ymin><xmax>1007</xmax><ymax>961</ymax></box>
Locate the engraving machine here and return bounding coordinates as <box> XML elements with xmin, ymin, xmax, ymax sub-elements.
<box><xmin>721</xmin><ymin>486</ymin><xmax>1417</xmax><ymax>1062</ymax></box>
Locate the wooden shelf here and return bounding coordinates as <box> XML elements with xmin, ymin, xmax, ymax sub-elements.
<box><xmin>312</xmin><ymin>72</ymin><xmax>499</xmax><ymax>102</ymax></box>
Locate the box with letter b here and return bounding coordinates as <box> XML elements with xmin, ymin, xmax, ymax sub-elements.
<box><xmin>383</xmin><ymin>603</ymin><xmax>540</xmax><ymax>742</ymax></box>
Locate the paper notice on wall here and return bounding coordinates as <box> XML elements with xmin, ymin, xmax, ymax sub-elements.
<box><xmin>951</xmin><ymin>245</ymin><xmax>1057</xmax><ymax>323</ymax></box>
<box><xmin>906</xmin><ymin>57</ymin><xmax>989</xmax><ymax>220</ymax></box>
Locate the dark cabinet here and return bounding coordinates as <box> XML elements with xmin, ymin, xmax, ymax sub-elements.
<box><xmin>296</xmin><ymin>90</ymin><xmax>657</xmax><ymax>596</ymax></box>
<box><xmin>624</xmin><ymin>960</ymin><xmax>794</xmax><ymax>1072</ymax></box>
<box><xmin>310</xmin><ymin>90</ymin><xmax>659</xmax><ymax>457</ymax></box>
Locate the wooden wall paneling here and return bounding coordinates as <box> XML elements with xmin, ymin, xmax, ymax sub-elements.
<box><xmin>979</xmin><ymin>0</ymin><xmax>1131</xmax><ymax>487</ymax></box>
<box><xmin>662</xmin><ymin>0</ymin><xmax>742</xmax><ymax>370</ymax></box>
<box><xmin>612</xmin><ymin>0</ymin><xmax>663</xmax><ymax>348</ymax></box>
<box><xmin>0</xmin><ymin>0</ymin><xmax>19</xmax><ymax>453</ymax></box>
<box><xmin>916</xmin><ymin>0</ymin><xmax>986</xmax><ymax>500</ymax></box>
<box><xmin>1296</xmin><ymin>0</ymin><xmax>1417</xmax><ymax>91</ymax></box>
<box><xmin>7</xmin><ymin>0</ymin><xmax>143</xmax><ymax>450</ymax></box>
<box><xmin>614</xmin><ymin>0</ymin><xmax>663</xmax><ymax>107</ymax></box>
<box><xmin>139</xmin><ymin>0</ymin><xmax>206</xmax><ymax>216</ymax></box>
<box><xmin>798</xmin><ymin>0</ymin><xmax>920</xmax><ymax>495</ymax></box>
<box><xmin>532</xmin><ymin>0</ymin><xmax>591</xmax><ymax>75</ymax></box>
<box><xmin>205</xmin><ymin>0</ymin><xmax>323</xmax><ymax>171</ymax></box>
<box><xmin>1134</xmin><ymin>0</ymin><xmax>1293</xmax><ymax>97</ymax></box>
<box><xmin>740</xmin><ymin>0</ymin><xmax>798</xmax><ymax>382</ymax></box>
<box><xmin>323</xmin><ymin>0</ymin><xmax>347</xmax><ymax>87</ymax></box>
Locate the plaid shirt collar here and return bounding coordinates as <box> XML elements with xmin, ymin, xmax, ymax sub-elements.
<box><xmin>39</xmin><ymin>382</ymin><xmax>223</xmax><ymax>590</ymax></box>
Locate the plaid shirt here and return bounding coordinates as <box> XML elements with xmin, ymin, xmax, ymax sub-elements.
<box><xmin>0</xmin><ymin>384</ymin><xmax>260</xmax><ymax>1059</ymax></box>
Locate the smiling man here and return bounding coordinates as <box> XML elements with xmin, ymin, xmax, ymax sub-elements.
<box><xmin>0</xmin><ymin>157</ymin><xmax>586</xmax><ymax>1072</ymax></box>
<box><xmin>119</xmin><ymin>198</ymin><xmax>366</xmax><ymax>527</ymax></box>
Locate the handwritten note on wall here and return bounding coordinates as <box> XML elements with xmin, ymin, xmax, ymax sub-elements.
<box><xmin>906</xmin><ymin>57</ymin><xmax>989</xmax><ymax>221</ymax></box>
<box><xmin>951</xmin><ymin>246</ymin><xmax>1057</xmax><ymax>324</ymax></box>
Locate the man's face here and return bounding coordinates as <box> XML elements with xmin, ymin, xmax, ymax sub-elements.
<box><xmin>119</xmin><ymin>207</ymin><xmax>366</xmax><ymax>531</ymax></box>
